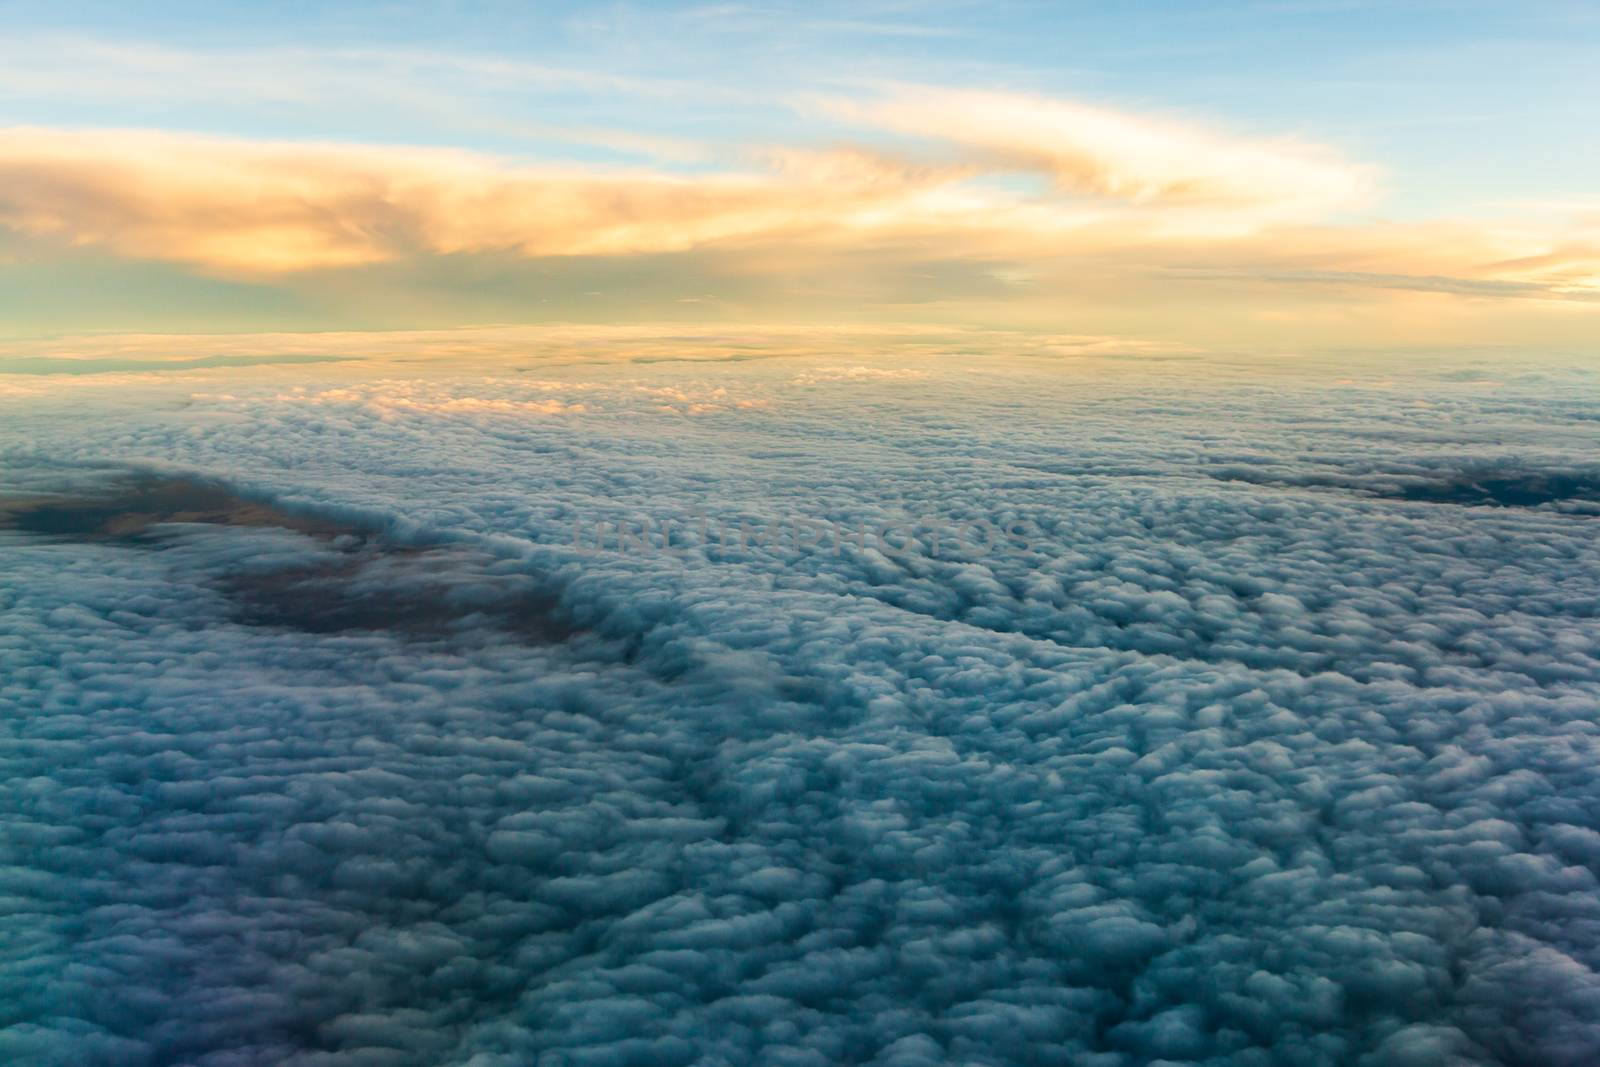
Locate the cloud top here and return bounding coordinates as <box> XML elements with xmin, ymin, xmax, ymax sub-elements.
<box><xmin>2</xmin><ymin>350</ymin><xmax>1599</xmax><ymax>1064</ymax></box>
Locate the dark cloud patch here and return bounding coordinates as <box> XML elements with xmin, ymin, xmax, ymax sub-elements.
<box><xmin>1207</xmin><ymin>463</ymin><xmax>1600</xmax><ymax>510</ymax></box>
<box><xmin>1</xmin><ymin>472</ymin><xmax>575</xmax><ymax>643</ymax></box>
<box><xmin>220</xmin><ymin>548</ymin><xmax>574</xmax><ymax>641</ymax></box>
<box><xmin>1393</xmin><ymin>470</ymin><xmax>1600</xmax><ymax>508</ymax></box>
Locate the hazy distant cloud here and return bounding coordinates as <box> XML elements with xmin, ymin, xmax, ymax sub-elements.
<box><xmin>0</xmin><ymin>353</ymin><xmax>354</xmax><ymax>375</ymax></box>
<box><xmin>0</xmin><ymin>322</ymin><xmax>1068</xmax><ymax>367</ymax></box>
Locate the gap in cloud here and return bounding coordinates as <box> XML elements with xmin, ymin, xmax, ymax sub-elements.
<box><xmin>1394</xmin><ymin>470</ymin><xmax>1600</xmax><ymax>509</ymax></box>
<box><xmin>0</xmin><ymin>471</ymin><xmax>578</xmax><ymax>643</ymax></box>
<box><xmin>1205</xmin><ymin>462</ymin><xmax>1600</xmax><ymax>512</ymax></box>
<box><xmin>0</xmin><ymin>473</ymin><xmax>357</xmax><ymax>541</ymax></box>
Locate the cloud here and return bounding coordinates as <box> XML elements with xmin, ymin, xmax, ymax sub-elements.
<box><xmin>0</xmin><ymin>353</ymin><xmax>355</xmax><ymax>375</ymax></box>
<box><xmin>0</xmin><ymin>126</ymin><xmax>1008</xmax><ymax>274</ymax></box>
<box><xmin>820</xmin><ymin>86</ymin><xmax>1380</xmax><ymax>222</ymax></box>
<box><xmin>1</xmin><ymin>86</ymin><xmax>1598</xmax><ymax>335</ymax></box>
<box><xmin>3</xmin><ymin>349</ymin><xmax>1600</xmax><ymax>1063</ymax></box>
<box><xmin>789</xmin><ymin>366</ymin><xmax>930</xmax><ymax>385</ymax></box>
<box><xmin>0</xmin><ymin>322</ymin><xmax>1052</xmax><ymax>373</ymax></box>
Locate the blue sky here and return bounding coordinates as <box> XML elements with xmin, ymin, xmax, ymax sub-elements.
<box><xmin>5</xmin><ymin>0</ymin><xmax>1596</xmax><ymax>213</ymax></box>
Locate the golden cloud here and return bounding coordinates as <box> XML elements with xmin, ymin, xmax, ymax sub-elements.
<box><xmin>0</xmin><ymin>87</ymin><xmax>1596</xmax><ymax>312</ymax></box>
<box><xmin>0</xmin><ymin>128</ymin><xmax>968</xmax><ymax>273</ymax></box>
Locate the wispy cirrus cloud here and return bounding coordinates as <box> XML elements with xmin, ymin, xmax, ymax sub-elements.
<box><xmin>817</xmin><ymin>86</ymin><xmax>1380</xmax><ymax>222</ymax></box>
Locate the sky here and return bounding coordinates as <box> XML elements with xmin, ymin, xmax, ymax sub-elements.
<box><xmin>1</xmin><ymin>1</ymin><xmax>1599</xmax><ymax>350</ymax></box>
<box><xmin>4</xmin><ymin>8</ymin><xmax>1600</xmax><ymax>1063</ymax></box>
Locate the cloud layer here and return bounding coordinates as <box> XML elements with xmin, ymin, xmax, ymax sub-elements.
<box><xmin>2</xmin><ymin>347</ymin><xmax>1598</xmax><ymax>1064</ymax></box>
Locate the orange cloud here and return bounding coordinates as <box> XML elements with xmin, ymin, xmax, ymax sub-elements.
<box><xmin>0</xmin><ymin>128</ymin><xmax>959</xmax><ymax>273</ymax></box>
<box><xmin>0</xmin><ymin>88</ymin><xmax>1596</xmax><ymax>316</ymax></box>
